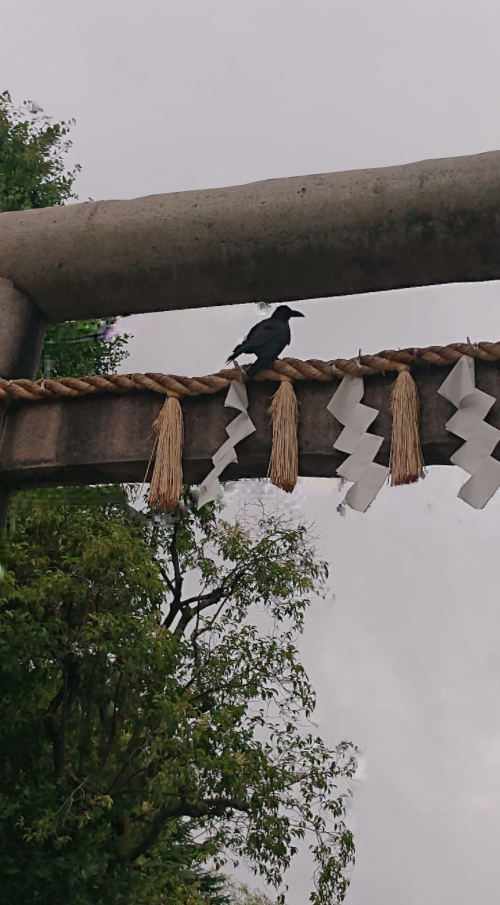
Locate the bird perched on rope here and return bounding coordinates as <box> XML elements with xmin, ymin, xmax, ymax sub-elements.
<box><xmin>226</xmin><ymin>304</ymin><xmax>305</xmax><ymax>378</ymax></box>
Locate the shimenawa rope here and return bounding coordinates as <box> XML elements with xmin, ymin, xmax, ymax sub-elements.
<box><xmin>2</xmin><ymin>342</ymin><xmax>500</xmax><ymax>402</ymax></box>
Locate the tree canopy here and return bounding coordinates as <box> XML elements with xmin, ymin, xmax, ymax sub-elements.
<box><xmin>0</xmin><ymin>487</ymin><xmax>356</xmax><ymax>904</ymax></box>
<box><xmin>0</xmin><ymin>90</ymin><xmax>80</xmax><ymax>211</ymax></box>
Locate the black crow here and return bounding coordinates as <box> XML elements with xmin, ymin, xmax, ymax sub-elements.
<box><xmin>226</xmin><ymin>304</ymin><xmax>305</xmax><ymax>378</ymax></box>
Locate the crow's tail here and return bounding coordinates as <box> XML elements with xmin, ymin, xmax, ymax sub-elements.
<box><xmin>226</xmin><ymin>341</ymin><xmax>248</xmax><ymax>364</ymax></box>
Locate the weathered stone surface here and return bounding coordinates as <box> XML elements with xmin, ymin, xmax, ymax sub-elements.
<box><xmin>0</xmin><ymin>278</ymin><xmax>46</xmax><ymax>379</ymax></box>
<box><xmin>0</xmin><ymin>278</ymin><xmax>46</xmax><ymax>535</ymax></box>
<box><xmin>2</xmin><ymin>361</ymin><xmax>500</xmax><ymax>491</ymax></box>
<box><xmin>1</xmin><ymin>151</ymin><xmax>500</xmax><ymax>322</ymax></box>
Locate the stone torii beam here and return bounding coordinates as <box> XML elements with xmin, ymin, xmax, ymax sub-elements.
<box><xmin>1</xmin><ymin>149</ymin><xmax>500</xmax><ymax>322</ymax></box>
<box><xmin>2</xmin><ymin>360</ymin><xmax>500</xmax><ymax>492</ymax></box>
<box><xmin>2</xmin><ymin>148</ymin><xmax>500</xmax><ymax>535</ymax></box>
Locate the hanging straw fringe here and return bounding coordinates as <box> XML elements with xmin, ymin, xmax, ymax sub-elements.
<box><xmin>389</xmin><ymin>368</ymin><xmax>425</xmax><ymax>486</ymax></box>
<box><xmin>148</xmin><ymin>393</ymin><xmax>184</xmax><ymax>512</ymax></box>
<box><xmin>267</xmin><ymin>377</ymin><xmax>299</xmax><ymax>493</ymax></box>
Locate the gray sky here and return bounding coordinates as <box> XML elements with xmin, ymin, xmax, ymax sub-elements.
<box><xmin>4</xmin><ymin>1</ymin><xmax>500</xmax><ymax>902</ymax></box>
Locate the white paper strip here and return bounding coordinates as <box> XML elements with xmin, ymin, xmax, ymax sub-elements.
<box><xmin>438</xmin><ymin>355</ymin><xmax>500</xmax><ymax>509</ymax></box>
<box><xmin>344</xmin><ymin>461</ymin><xmax>389</xmax><ymax>512</ymax></box>
<box><xmin>327</xmin><ymin>375</ymin><xmax>389</xmax><ymax>512</ymax></box>
<box><xmin>197</xmin><ymin>381</ymin><xmax>256</xmax><ymax>509</ymax></box>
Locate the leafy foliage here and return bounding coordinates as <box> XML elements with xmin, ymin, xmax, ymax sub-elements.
<box><xmin>0</xmin><ymin>91</ymin><xmax>80</xmax><ymax>212</ymax></box>
<box><xmin>0</xmin><ymin>491</ymin><xmax>356</xmax><ymax>904</ymax></box>
<box><xmin>37</xmin><ymin>319</ymin><xmax>131</xmax><ymax>380</ymax></box>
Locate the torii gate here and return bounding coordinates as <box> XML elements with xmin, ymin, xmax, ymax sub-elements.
<box><xmin>2</xmin><ymin>148</ymin><xmax>500</xmax><ymax>535</ymax></box>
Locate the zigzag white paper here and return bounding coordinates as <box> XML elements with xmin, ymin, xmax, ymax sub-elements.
<box><xmin>196</xmin><ymin>381</ymin><xmax>256</xmax><ymax>509</ymax></box>
<box><xmin>438</xmin><ymin>355</ymin><xmax>500</xmax><ymax>509</ymax></box>
<box><xmin>327</xmin><ymin>375</ymin><xmax>389</xmax><ymax>512</ymax></box>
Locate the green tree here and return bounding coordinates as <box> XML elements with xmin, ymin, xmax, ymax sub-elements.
<box><xmin>37</xmin><ymin>318</ymin><xmax>131</xmax><ymax>380</ymax></box>
<box><xmin>0</xmin><ymin>489</ymin><xmax>356</xmax><ymax>904</ymax></box>
<box><xmin>0</xmin><ymin>90</ymin><xmax>80</xmax><ymax>211</ymax></box>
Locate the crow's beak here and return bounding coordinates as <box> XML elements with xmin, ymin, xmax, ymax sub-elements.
<box><xmin>290</xmin><ymin>309</ymin><xmax>305</xmax><ymax>317</ymax></box>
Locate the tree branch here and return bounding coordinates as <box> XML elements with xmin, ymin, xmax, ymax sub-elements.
<box><xmin>167</xmin><ymin>588</ymin><xmax>224</xmax><ymax>635</ymax></box>
<box><xmin>180</xmin><ymin>566</ymin><xmax>251</xmax><ymax>640</ymax></box>
<box><xmin>96</xmin><ymin>669</ymin><xmax>123</xmax><ymax>774</ymax></box>
<box><xmin>77</xmin><ymin>656</ymin><xmax>98</xmax><ymax>777</ymax></box>
<box><xmin>123</xmin><ymin>796</ymin><xmax>250</xmax><ymax>864</ymax></box>
<box><xmin>170</xmin><ymin>524</ymin><xmax>182</xmax><ymax>596</ymax></box>
<box><xmin>159</xmin><ymin>524</ymin><xmax>184</xmax><ymax>628</ymax></box>
<box><xmin>157</xmin><ymin>561</ymin><xmax>175</xmax><ymax>597</ymax></box>
<box><xmin>44</xmin><ymin>654</ymin><xmax>79</xmax><ymax>783</ymax></box>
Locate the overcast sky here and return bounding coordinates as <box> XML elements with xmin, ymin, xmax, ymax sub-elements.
<box><xmin>4</xmin><ymin>1</ymin><xmax>500</xmax><ymax>902</ymax></box>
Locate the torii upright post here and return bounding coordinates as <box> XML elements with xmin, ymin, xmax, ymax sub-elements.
<box><xmin>0</xmin><ymin>278</ymin><xmax>46</xmax><ymax>537</ymax></box>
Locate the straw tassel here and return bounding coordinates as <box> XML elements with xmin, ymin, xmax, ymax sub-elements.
<box><xmin>267</xmin><ymin>377</ymin><xmax>299</xmax><ymax>493</ymax></box>
<box><xmin>388</xmin><ymin>367</ymin><xmax>425</xmax><ymax>486</ymax></box>
<box><xmin>148</xmin><ymin>392</ymin><xmax>184</xmax><ymax>512</ymax></box>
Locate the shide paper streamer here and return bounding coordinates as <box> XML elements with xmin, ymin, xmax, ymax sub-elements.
<box><xmin>196</xmin><ymin>381</ymin><xmax>256</xmax><ymax>509</ymax></box>
<box><xmin>327</xmin><ymin>375</ymin><xmax>389</xmax><ymax>512</ymax></box>
<box><xmin>438</xmin><ymin>355</ymin><xmax>500</xmax><ymax>509</ymax></box>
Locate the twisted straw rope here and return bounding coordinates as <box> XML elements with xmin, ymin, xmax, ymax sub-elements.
<box><xmin>1</xmin><ymin>342</ymin><xmax>500</xmax><ymax>403</ymax></box>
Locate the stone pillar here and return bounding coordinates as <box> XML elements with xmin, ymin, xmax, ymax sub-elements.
<box><xmin>0</xmin><ymin>278</ymin><xmax>46</xmax><ymax>542</ymax></box>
